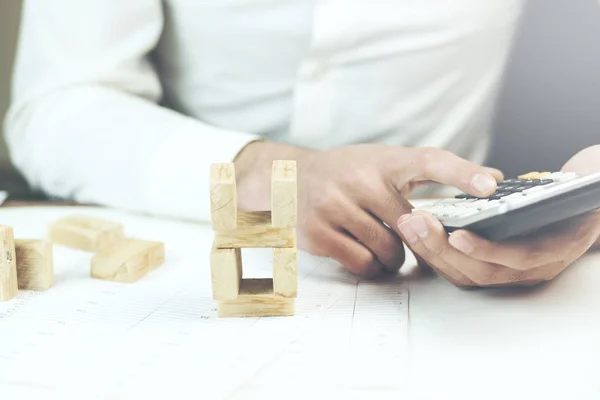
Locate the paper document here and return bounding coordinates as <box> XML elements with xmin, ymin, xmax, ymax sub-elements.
<box><xmin>0</xmin><ymin>207</ymin><xmax>409</xmax><ymax>398</ymax></box>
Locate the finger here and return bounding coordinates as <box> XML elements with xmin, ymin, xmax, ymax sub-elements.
<box><xmin>316</xmin><ymin>225</ymin><xmax>384</xmax><ymax>279</ymax></box>
<box><xmin>398</xmin><ymin>211</ymin><xmax>530</xmax><ymax>287</ymax></box>
<box><xmin>361</xmin><ymin>180</ymin><xmax>414</xmax><ymax>231</ymax></box>
<box><xmin>338</xmin><ymin>204</ymin><xmax>405</xmax><ymax>272</ymax></box>
<box><xmin>483</xmin><ymin>166</ymin><xmax>505</xmax><ymax>182</ymax></box>
<box><xmin>448</xmin><ymin>211</ymin><xmax>600</xmax><ymax>270</ymax></box>
<box><xmin>406</xmin><ymin>168</ymin><xmax>503</xmax><ymax>189</ymax></box>
<box><xmin>413</xmin><ymin>252</ymin><xmax>433</xmax><ymax>272</ymax></box>
<box><xmin>482</xmin><ymin>260</ymin><xmax>571</xmax><ymax>288</ymax></box>
<box><xmin>396</xmin><ymin>214</ymin><xmax>474</xmax><ymax>287</ymax></box>
<box><xmin>398</xmin><ymin>147</ymin><xmax>503</xmax><ymax>198</ymax></box>
<box><xmin>350</xmin><ymin>178</ymin><xmax>414</xmax><ymax>270</ymax></box>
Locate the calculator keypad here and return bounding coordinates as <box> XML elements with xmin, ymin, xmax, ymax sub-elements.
<box><xmin>412</xmin><ymin>171</ymin><xmax>580</xmax><ymax>221</ymax></box>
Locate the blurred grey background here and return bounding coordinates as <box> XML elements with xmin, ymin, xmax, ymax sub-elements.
<box><xmin>1</xmin><ymin>1</ymin><xmax>599</xmax><ymax>200</ymax></box>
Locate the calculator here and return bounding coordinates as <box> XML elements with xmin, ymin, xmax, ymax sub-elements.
<box><xmin>413</xmin><ymin>171</ymin><xmax>600</xmax><ymax>241</ymax></box>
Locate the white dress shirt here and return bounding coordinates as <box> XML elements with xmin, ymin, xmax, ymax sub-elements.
<box><xmin>4</xmin><ymin>0</ymin><xmax>525</xmax><ymax>222</ymax></box>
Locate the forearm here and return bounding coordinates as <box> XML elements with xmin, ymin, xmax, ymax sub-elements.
<box><xmin>4</xmin><ymin>0</ymin><xmax>260</xmax><ymax>222</ymax></box>
<box><xmin>5</xmin><ymin>86</ymin><xmax>259</xmax><ymax>222</ymax></box>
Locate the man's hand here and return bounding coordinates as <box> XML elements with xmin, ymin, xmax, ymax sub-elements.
<box><xmin>234</xmin><ymin>141</ymin><xmax>502</xmax><ymax>278</ymax></box>
<box><xmin>397</xmin><ymin>144</ymin><xmax>600</xmax><ymax>288</ymax></box>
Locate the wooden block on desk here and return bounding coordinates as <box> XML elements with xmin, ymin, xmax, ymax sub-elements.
<box><xmin>214</xmin><ymin>211</ymin><xmax>296</xmax><ymax>249</ymax></box>
<box><xmin>271</xmin><ymin>160</ymin><xmax>297</xmax><ymax>228</ymax></box>
<box><xmin>273</xmin><ymin>246</ymin><xmax>297</xmax><ymax>297</ymax></box>
<box><xmin>217</xmin><ymin>278</ymin><xmax>294</xmax><ymax>317</ymax></box>
<box><xmin>91</xmin><ymin>238</ymin><xmax>164</xmax><ymax>283</ymax></box>
<box><xmin>210</xmin><ymin>163</ymin><xmax>237</xmax><ymax>231</ymax></box>
<box><xmin>47</xmin><ymin>215</ymin><xmax>124</xmax><ymax>252</ymax></box>
<box><xmin>210</xmin><ymin>243</ymin><xmax>242</xmax><ymax>300</ymax></box>
<box><xmin>0</xmin><ymin>225</ymin><xmax>18</xmax><ymax>301</ymax></box>
<box><xmin>15</xmin><ymin>239</ymin><xmax>54</xmax><ymax>290</ymax></box>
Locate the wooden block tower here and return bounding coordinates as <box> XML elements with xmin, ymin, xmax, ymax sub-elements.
<box><xmin>210</xmin><ymin>160</ymin><xmax>298</xmax><ymax>317</ymax></box>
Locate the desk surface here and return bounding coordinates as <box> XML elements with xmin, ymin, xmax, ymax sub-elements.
<box><xmin>0</xmin><ymin>205</ymin><xmax>599</xmax><ymax>399</ymax></box>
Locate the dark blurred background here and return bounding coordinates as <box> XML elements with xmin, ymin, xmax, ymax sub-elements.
<box><xmin>1</xmin><ymin>0</ymin><xmax>599</xmax><ymax>201</ymax></box>
<box><xmin>488</xmin><ymin>0</ymin><xmax>600</xmax><ymax>176</ymax></box>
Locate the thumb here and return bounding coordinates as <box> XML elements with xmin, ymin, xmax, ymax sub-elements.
<box><xmin>399</xmin><ymin>147</ymin><xmax>503</xmax><ymax>198</ymax></box>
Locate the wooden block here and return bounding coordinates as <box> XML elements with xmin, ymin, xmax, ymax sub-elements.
<box><xmin>47</xmin><ymin>215</ymin><xmax>124</xmax><ymax>252</ymax></box>
<box><xmin>210</xmin><ymin>163</ymin><xmax>237</xmax><ymax>231</ymax></box>
<box><xmin>91</xmin><ymin>238</ymin><xmax>164</xmax><ymax>283</ymax></box>
<box><xmin>210</xmin><ymin>243</ymin><xmax>242</xmax><ymax>300</ymax></box>
<box><xmin>0</xmin><ymin>225</ymin><xmax>18</xmax><ymax>301</ymax></box>
<box><xmin>273</xmin><ymin>246</ymin><xmax>297</xmax><ymax>297</ymax></box>
<box><xmin>217</xmin><ymin>278</ymin><xmax>295</xmax><ymax>317</ymax></box>
<box><xmin>214</xmin><ymin>211</ymin><xmax>296</xmax><ymax>249</ymax></box>
<box><xmin>14</xmin><ymin>239</ymin><xmax>54</xmax><ymax>290</ymax></box>
<box><xmin>271</xmin><ymin>160</ymin><xmax>297</xmax><ymax>228</ymax></box>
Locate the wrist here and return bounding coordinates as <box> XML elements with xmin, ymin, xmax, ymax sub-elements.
<box><xmin>234</xmin><ymin>140</ymin><xmax>313</xmax><ymax>210</ymax></box>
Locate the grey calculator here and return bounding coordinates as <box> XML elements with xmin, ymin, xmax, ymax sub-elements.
<box><xmin>412</xmin><ymin>171</ymin><xmax>600</xmax><ymax>241</ymax></box>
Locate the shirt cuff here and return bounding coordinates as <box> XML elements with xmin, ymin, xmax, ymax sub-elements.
<box><xmin>140</xmin><ymin>118</ymin><xmax>261</xmax><ymax>223</ymax></box>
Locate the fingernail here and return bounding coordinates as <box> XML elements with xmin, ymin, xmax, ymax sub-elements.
<box><xmin>398</xmin><ymin>219</ymin><xmax>418</xmax><ymax>244</ymax></box>
<box><xmin>471</xmin><ymin>174</ymin><xmax>496</xmax><ymax>195</ymax></box>
<box><xmin>410</xmin><ymin>215</ymin><xmax>429</xmax><ymax>239</ymax></box>
<box><xmin>449</xmin><ymin>232</ymin><xmax>474</xmax><ymax>254</ymax></box>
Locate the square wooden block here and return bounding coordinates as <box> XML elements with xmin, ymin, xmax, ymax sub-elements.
<box><xmin>15</xmin><ymin>239</ymin><xmax>54</xmax><ymax>290</ymax></box>
<box><xmin>213</xmin><ymin>211</ymin><xmax>296</xmax><ymax>249</ymax></box>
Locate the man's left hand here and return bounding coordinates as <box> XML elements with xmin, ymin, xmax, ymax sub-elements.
<box><xmin>397</xmin><ymin>145</ymin><xmax>600</xmax><ymax>288</ymax></box>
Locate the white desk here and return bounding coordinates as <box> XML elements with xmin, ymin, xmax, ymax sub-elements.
<box><xmin>0</xmin><ymin>205</ymin><xmax>599</xmax><ymax>400</ymax></box>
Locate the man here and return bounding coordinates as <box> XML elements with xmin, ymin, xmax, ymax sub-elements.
<box><xmin>4</xmin><ymin>1</ymin><xmax>599</xmax><ymax>287</ymax></box>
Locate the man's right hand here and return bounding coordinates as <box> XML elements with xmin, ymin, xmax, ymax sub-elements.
<box><xmin>234</xmin><ymin>141</ymin><xmax>503</xmax><ymax>278</ymax></box>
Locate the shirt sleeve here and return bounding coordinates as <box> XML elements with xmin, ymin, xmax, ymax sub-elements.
<box><xmin>3</xmin><ymin>0</ymin><xmax>261</xmax><ymax>222</ymax></box>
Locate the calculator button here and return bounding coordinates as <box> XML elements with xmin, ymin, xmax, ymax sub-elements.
<box><xmin>522</xmin><ymin>186</ymin><xmax>545</xmax><ymax>194</ymax></box>
<box><xmin>479</xmin><ymin>200</ymin><xmax>502</xmax><ymax>209</ymax></box>
<box><xmin>465</xmin><ymin>199</ymin><xmax>501</xmax><ymax>210</ymax></box>
<box><xmin>430</xmin><ymin>207</ymin><xmax>455</xmax><ymax>218</ymax></box>
<box><xmin>504</xmin><ymin>179</ymin><xmax>522</xmax><ymax>184</ymax></box>
<box><xmin>499</xmin><ymin>193</ymin><xmax>529</xmax><ymax>204</ymax></box>
<box><xmin>464</xmin><ymin>200</ymin><xmax>487</xmax><ymax>208</ymax></box>
<box><xmin>455</xmin><ymin>209</ymin><xmax>478</xmax><ymax>217</ymax></box>
<box><xmin>454</xmin><ymin>199</ymin><xmax>478</xmax><ymax>207</ymax></box>
<box><xmin>438</xmin><ymin>198</ymin><xmax>463</xmax><ymax>204</ymax></box>
<box><xmin>521</xmin><ymin>180</ymin><xmax>540</xmax><ymax>186</ymax></box>
<box><xmin>489</xmin><ymin>191</ymin><xmax>511</xmax><ymax>200</ymax></box>
<box><xmin>436</xmin><ymin>208</ymin><xmax>477</xmax><ymax>218</ymax></box>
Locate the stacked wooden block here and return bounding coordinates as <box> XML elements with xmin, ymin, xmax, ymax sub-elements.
<box><xmin>0</xmin><ymin>214</ymin><xmax>164</xmax><ymax>302</ymax></box>
<box><xmin>210</xmin><ymin>160</ymin><xmax>298</xmax><ymax>317</ymax></box>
